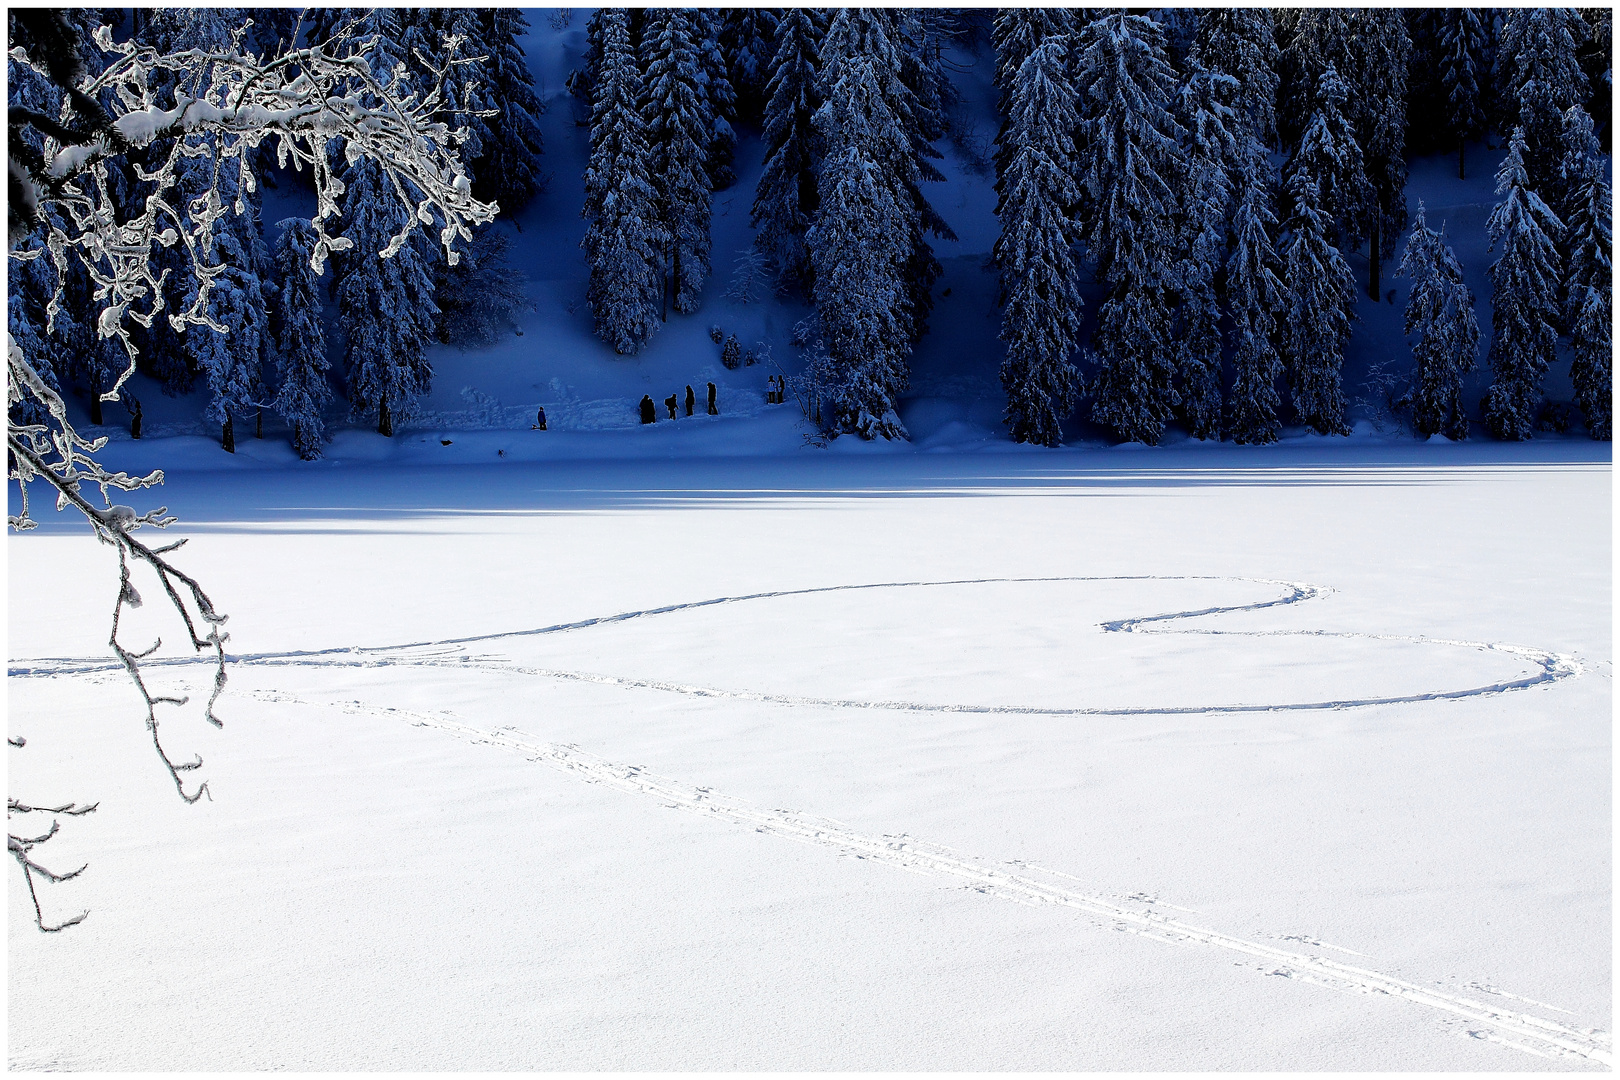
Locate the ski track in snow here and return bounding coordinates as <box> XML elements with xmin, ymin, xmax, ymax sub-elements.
<box><xmin>12</xmin><ymin>576</ymin><xmax>1606</xmax><ymax>1064</ymax></box>
<box><xmin>10</xmin><ymin>576</ymin><xmax>1588</xmax><ymax>716</ymax></box>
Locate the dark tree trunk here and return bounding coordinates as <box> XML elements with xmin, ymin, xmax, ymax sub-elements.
<box><xmin>378</xmin><ymin>394</ymin><xmax>393</xmax><ymax>437</ymax></box>
<box><xmin>255</xmin><ymin>407</ymin><xmax>263</xmax><ymax>439</ymax></box>
<box><xmin>89</xmin><ymin>391</ymin><xmax>103</xmax><ymax>426</ymax></box>
<box><xmin>1459</xmin><ymin>137</ymin><xmax>1466</xmax><ymax>180</ymax></box>
<box><xmin>222</xmin><ymin>415</ymin><xmax>235</xmax><ymax>453</ymax></box>
<box><xmin>1367</xmin><ymin>214</ymin><xmax>1381</xmax><ymax>300</ymax></box>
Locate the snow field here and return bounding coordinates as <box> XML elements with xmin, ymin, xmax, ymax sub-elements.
<box><xmin>7</xmin><ymin>447</ymin><xmax>1610</xmax><ymax>1069</ymax></box>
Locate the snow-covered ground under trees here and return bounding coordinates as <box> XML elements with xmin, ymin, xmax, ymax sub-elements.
<box><xmin>7</xmin><ymin>439</ymin><xmax>1611</xmax><ymax>1071</ymax></box>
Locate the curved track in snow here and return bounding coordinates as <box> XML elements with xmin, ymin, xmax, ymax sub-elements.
<box><xmin>11</xmin><ymin>577</ymin><xmax>1605</xmax><ymax>1063</ymax></box>
<box><xmin>9</xmin><ymin>576</ymin><xmax>1587</xmax><ymax>715</ymax></box>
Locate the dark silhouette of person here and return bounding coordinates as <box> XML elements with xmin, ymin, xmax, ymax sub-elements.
<box><xmin>707</xmin><ymin>382</ymin><xmax>718</xmax><ymax>415</ymax></box>
<box><xmin>665</xmin><ymin>393</ymin><xmax>678</xmax><ymax>419</ymax></box>
<box><xmin>640</xmin><ymin>395</ymin><xmax>656</xmax><ymax>424</ymax></box>
<box><xmin>535</xmin><ymin>406</ymin><xmax>547</xmax><ymax>430</ymax></box>
<box><xmin>684</xmin><ymin>384</ymin><xmax>695</xmax><ymax>416</ymax></box>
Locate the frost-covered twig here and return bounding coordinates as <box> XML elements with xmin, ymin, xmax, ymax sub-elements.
<box><xmin>8</xmin><ymin>802</ymin><xmax>98</xmax><ymax>933</ymax></box>
<box><xmin>7</xmin><ymin>15</ymin><xmax>499</xmax><ymax>930</ymax></box>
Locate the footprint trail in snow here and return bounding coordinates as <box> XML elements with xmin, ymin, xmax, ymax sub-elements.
<box><xmin>12</xmin><ymin>576</ymin><xmax>1605</xmax><ymax>1063</ymax></box>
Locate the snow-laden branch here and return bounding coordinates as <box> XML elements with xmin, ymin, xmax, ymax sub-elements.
<box><xmin>7</xmin><ymin>18</ymin><xmax>500</xmax><ymax>931</ymax></box>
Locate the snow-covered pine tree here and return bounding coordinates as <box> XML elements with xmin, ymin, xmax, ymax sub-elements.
<box><xmin>1172</xmin><ymin>64</ymin><xmax>1240</xmax><ymax>440</ymax></box>
<box><xmin>641</xmin><ymin>9</ymin><xmax>712</xmax><ymax>314</ymax></box>
<box><xmin>809</xmin><ymin>56</ymin><xmax>913</xmax><ymax>440</ymax></box>
<box><xmin>1558</xmin><ymin>106</ymin><xmax>1612</xmax><ymax>441</ymax></box>
<box><xmin>270</xmin><ymin>219</ymin><xmax>331</xmax><ymax>460</ymax></box>
<box><xmin>1284</xmin><ymin>66</ymin><xmax>1373</xmax><ymax>257</ymax></box>
<box><xmin>336</xmin><ymin>157</ymin><xmax>441</xmax><ymax>437</ymax></box>
<box><xmin>721</xmin><ymin>9</ymin><xmax>779</xmax><ymax>123</ymax></box>
<box><xmin>819</xmin><ymin>8</ymin><xmax>951</xmax><ymax>343</ymax></box>
<box><xmin>994</xmin><ymin>36</ymin><xmax>1082</xmax><ymax>447</ymax></box>
<box><xmin>1281</xmin><ymin>172</ymin><xmax>1355</xmax><ymax>436</ymax></box>
<box><xmin>1072</xmin><ymin>11</ymin><xmax>1186</xmax><ymax>445</ymax></box>
<box><xmin>751</xmin><ymin>8</ymin><xmax>825</xmax><ymax>294</ymax></box>
<box><xmin>1557</xmin><ymin>104</ymin><xmax>1607</xmax><ymax>279</ymax></box>
<box><xmin>475</xmin><ymin>10</ymin><xmax>546</xmax><ymax>211</ymax></box>
<box><xmin>191</xmin><ymin>229</ymin><xmax>269</xmax><ymax>452</ymax></box>
<box><xmin>897</xmin><ymin>9</ymin><xmax>956</xmax><ymax>146</ymax></box>
<box><xmin>1275</xmin><ymin>8</ymin><xmax>1353</xmax><ymax>150</ymax></box>
<box><xmin>1500</xmin><ymin>9</ymin><xmax>1590</xmax><ymax>195</ymax></box>
<box><xmin>1344</xmin><ymin>9</ymin><xmax>1411</xmax><ymax>299</ymax></box>
<box><xmin>1192</xmin><ymin>10</ymin><xmax>1279</xmax><ymax>151</ymax></box>
<box><xmin>1569</xmin><ymin>283</ymin><xmax>1611</xmax><ymax>442</ymax></box>
<box><xmin>1438</xmin><ymin>9</ymin><xmax>1487</xmax><ymax>179</ymax></box>
<box><xmin>582</xmin><ymin>9</ymin><xmax>663</xmax><ymax>353</ymax></box>
<box><xmin>1224</xmin><ymin>152</ymin><xmax>1287</xmax><ymax>445</ymax></box>
<box><xmin>693</xmin><ymin>11</ymin><xmax>737</xmax><ymax>192</ymax></box>
<box><xmin>991</xmin><ymin>9</ymin><xmax>1076</xmax><ymax>197</ymax></box>
<box><xmin>1577</xmin><ymin>8</ymin><xmax>1612</xmax><ymax>152</ymax></box>
<box><xmin>1483</xmin><ymin>127</ymin><xmax>1564</xmax><ymax>442</ymax></box>
<box><xmin>1397</xmin><ymin>203</ymin><xmax>1479</xmax><ymax>440</ymax></box>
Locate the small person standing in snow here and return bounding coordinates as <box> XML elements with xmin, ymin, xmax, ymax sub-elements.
<box><xmin>640</xmin><ymin>395</ymin><xmax>656</xmax><ymax>424</ymax></box>
<box><xmin>707</xmin><ymin>382</ymin><xmax>718</xmax><ymax>415</ymax></box>
<box><xmin>684</xmin><ymin>385</ymin><xmax>695</xmax><ymax>416</ymax></box>
<box><xmin>665</xmin><ymin>393</ymin><xmax>678</xmax><ymax>419</ymax></box>
<box><xmin>534</xmin><ymin>406</ymin><xmax>547</xmax><ymax>430</ymax></box>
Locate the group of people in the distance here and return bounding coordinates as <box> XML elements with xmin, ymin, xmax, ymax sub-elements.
<box><xmin>640</xmin><ymin>383</ymin><xmax>718</xmax><ymax>424</ymax></box>
<box><xmin>636</xmin><ymin>376</ymin><xmax>789</xmax><ymax>425</ymax></box>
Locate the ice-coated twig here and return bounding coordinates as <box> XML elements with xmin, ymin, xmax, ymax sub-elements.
<box><xmin>7</xmin><ymin>17</ymin><xmax>499</xmax><ymax>930</ymax></box>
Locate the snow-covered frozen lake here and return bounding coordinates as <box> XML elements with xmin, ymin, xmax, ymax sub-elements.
<box><xmin>7</xmin><ymin>439</ymin><xmax>1610</xmax><ymax>1070</ymax></box>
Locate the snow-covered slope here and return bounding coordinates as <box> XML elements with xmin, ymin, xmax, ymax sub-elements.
<box><xmin>58</xmin><ymin>10</ymin><xmax>1607</xmax><ymax>462</ymax></box>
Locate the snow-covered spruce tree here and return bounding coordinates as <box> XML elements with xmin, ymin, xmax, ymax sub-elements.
<box><xmin>1397</xmin><ymin>203</ymin><xmax>1479</xmax><ymax>440</ymax></box>
<box><xmin>191</xmin><ymin>227</ymin><xmax>271</xmax><ymax>452</ymax></box>
<box><xmin>582</xmin><ymin>9</ymin><xmax>663</xmax><ymax>353</ymax></box>
<box><xmin>819</xmin><ymin>8</ymin><xmax>952</xmax><ymax>344</ymax></box>
<box><xmin>1342</xmin><ymin>9</ymin><xmax>1411</xmax><ymax>300</ymax></box>
<box><xmin>641</xmin><ymin>9</ymin><xmax>712</xmax><ymax>315</ymax></box>
<box><xmin>337</xmin><ymin>157</ymin><xmax>441</xmax><ymax>437</ymax></box>
<box><xmin>1281</xmin><ymin>172</ymin><xmax>1355</xmax><ymax>437</ymax></box>
<box><xmin>1483</xmin><ymin>127</ymin><xmax>1564</xmax><ymax>442</ymax></box>
<box><xmin>1073</xmin><ymin>12</ymin><xmax>1186</xmax><ymax>446</ymax></box>
<box><xmin>720</xmin><ymin>8</ymin><xmax>779</xmax><ymax>123</ymax></box>
<box><xmin>751</xmin><ymin>7</ymin><xmax>826</xmax><ymax>294</ymax></box>
<box><xmin>1569</xmin><ymin>283</ymin><xmax>1611</xmax><ymax>442</ymax></box>
<box><xmin>1172</xmin><ymin>64</ymin><xmax>1240</xmax><ymax>441</ymax></box>
<box><xmin>1438</xmin><ymin>8</ymin><xmax>1488</xmax><ymax>179</ymax></box>
<box><xmin>897</xmin><ymin>9</ymin><xmax>956</xmax><ymax>147</ymax></box>
<box><xmin>1284</xmin><ymin>66</ymin><xmax>1373</xmax><ymax>258</ymax></box>
<box><xmin>1500</xmin><ymin>8</ymin><xmax>1590</xmax><ymax>196</ymax></box>
<box><xmin>1192</xmin><ymin>9</ymin><xmax>1279</xmax><ymax>151</ymax></box>
<box><xmin>994</xmin><ymin>36</ymin><xmax>1082</xmax><ymax>447</ymax></box>
<box><xmin>1275</xmin><ymin>7</ymin><xmax>1353</xmax><ymax>150</ymax></box>
<box><xmin>1224</xmin><ymin>152</ymin><xmax>1287</xmax><ymax>445</ymax></box>
<box><xmin>472</xmin><ymin>9</ymin><xmax>546</xmax><ymax>211</ymax></box>
<box><xmin>694</xmin><ymin>10</ymin><xmax>738</xmax><ymax>192</ymax></box>
<box><xmin>436</xmin><ymin>227</ymin><xmax>533</xmax><ymax>348</ymax></box>
<box><xmin>1558</xmin><ymin>106</ymin><xmax>1611</xmax><ymax>441</ymax></box>
<box><xmin>330</xmin><ymin>10</ymin><xmax>446</xmax><ymax>437</ymax></box>
<box><xmin>270</xmin><ymin>218</ymin><xmax>331</xmax><ymax>460</ymax></box>
<box><xmin>808</xmin><ymin>56</ymin><xmax>914</xmax><ymax>440</ymax></box>
<box><xmin>7</xmin><ymin>11</ymin><xmax>494</xmax><ymax>931</ymax></box>
<box><xmin>992</xmin><ymin>9</ymin><xmax>1076</xmax><ymax>117</ymax></box>
<box><xmin>991</xmin><ymin>9</ymin><xmax>1076</xmax><ymax>195</ymax></box>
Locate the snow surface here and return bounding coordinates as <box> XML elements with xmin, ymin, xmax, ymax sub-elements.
<box><xmin>7</xmin><ymin>10</ymin><xmax>1613</xmax><ymax>1072</ymax></box>
<box><xmin>7</xmin><ymin>438</ymin><xmax>1611</xmax><ymax>1071</ymax></box>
